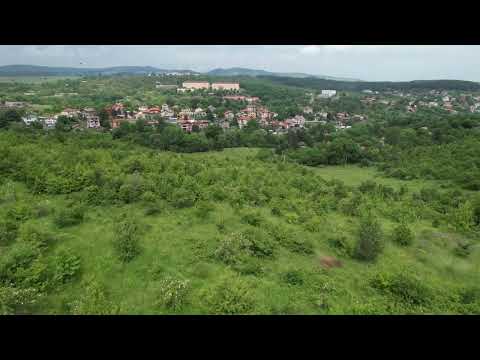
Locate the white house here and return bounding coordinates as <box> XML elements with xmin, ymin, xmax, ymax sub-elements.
<box><xmin>319</xmin><ymin>90</ymin><xmax>337</xmax><ymax>98</ymax></box>
<box><xmin>43</xmin><ymin>117</ymin><xmax>57</xmax><ymax>128</ymax></box>
<box><xmin>22</xmin><ymin>114</ymin><xmax>38</xmax><ymax>126</ymax></box>
<box><xmin>87</xmin><ymin>116</ymin><xmax>101</xmax><ymax>128</ymax></box>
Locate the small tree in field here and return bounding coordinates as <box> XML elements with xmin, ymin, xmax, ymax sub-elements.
<box><xmin>355</xmin><ymin>214</ymin><xmax>384</xmax><ymax>261</ymax></box>
<box><xmin>113</xmin><ymin>215</ymin><xmax>141</xmax><ymax>263</ymax></box>
<box><xmin>392</xmin><ymin>223</ymin><xmax>414</xmax><ymax>246</ymax></box>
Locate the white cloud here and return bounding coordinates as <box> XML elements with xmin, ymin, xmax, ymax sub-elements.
<box><xmin>1</xmin><ymin>45</ymin><xmax>480</xmax><ymax>81</ymax></box>
<box><xmin>300</xmin><ymin>45</ymin><xmax>321</xmax><ymax>54</ymax></box>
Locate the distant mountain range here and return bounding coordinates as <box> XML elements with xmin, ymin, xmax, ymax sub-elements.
<box><xmin>206</xmin><ymin>67</ymin><xmax>362</xmax><ymax>81</ymax></box>
<box><xmin>0</xmin><ymin>65</ymin><xmax>199</xmax><ymax>77</ymax></box>
<box><xmin>1</xmin><ymin>65</ymin><xmax>478</xmax><ymax>91</ymax></box>
<box><xmin>0</xmin><ymin>65</ymin><xmax>361</xmax><ymax>81</ymax></box>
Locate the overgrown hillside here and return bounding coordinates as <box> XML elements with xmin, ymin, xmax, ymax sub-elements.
<box><xmin>1</xmin><ymin>131</ymin><xmax>479</xmax><ymax>314</ymax></box>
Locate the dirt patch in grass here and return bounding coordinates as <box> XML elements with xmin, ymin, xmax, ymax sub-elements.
<box><xmin>320</xmin><ymin>256</ymin><xmax>343</xmax><ymax>269</ymax></box>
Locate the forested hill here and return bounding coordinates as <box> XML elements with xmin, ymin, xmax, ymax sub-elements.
<box><xmin>259</xmin><ymin>76</ymin><xmax>480</xmax><ymax>92</ymax></box>
<box><xmin>0</xmin><ymin>65</ymin><xmax>199</xmax><ymax>76</ymax></box>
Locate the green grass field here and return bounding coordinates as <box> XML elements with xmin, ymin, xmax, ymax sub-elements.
<box><xmin>1</xmin><ymin>141</ymin><xmax>479</xmax><ymax>315</ymax></box>
<box><xmin>314</xmin><ymin>164</ymin><xmax>440</xmax><ymax>190</ymax></box>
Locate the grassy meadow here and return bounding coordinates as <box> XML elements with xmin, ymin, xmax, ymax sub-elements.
<box><xmin>0</xmin><ymin>133</ymin><xmax>479</xmax><ymax>315</ymax></box>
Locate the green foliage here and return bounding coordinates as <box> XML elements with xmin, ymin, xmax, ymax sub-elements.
<box><xmin>240</xmin><ymin>209</ymin><xmax>264</xmax><ymax>227</ymax></box>
<box><xmin>113</xmin><ymin>215</ymin><xmax>142</xmax><ymax>263</ymax></box>
<box><xmin>53</xmin><ymin>205</ymin><xmax>85</xmax><ymax>228</ymax></box>
<box><xmin>52</xmin><ymin>249</ymin><xmax>81</xmax><ymax>284</ymax></box>
<box><xmin>71</xmin><ymin>278</ymin><xmax>118</xmax><ymax>315</ymax></box>
<box><xmin>453</xmin><ymin>240</ymin><xmax>473</xmax><ymax>258</ymax></box>
<box><xmin>391</xmin><ymin>223</ymin><xmax>414</xmax><ymax>246</ymax></box>
<box><xmin>370</xmin><ymin>271</ymin><xmax>432</xmax><ymax>308</ymax></box>
<box><xmin>281</xmin><ymin>270</ymin><xmax>304</xmax><ymax>286</ymax></box>
<box><xmin>327</xmin><ymin>235</ymin><xmax>352</xmax><ymax>257</ymax></box>
<box><xmin>355</xmin><ymin>214</ymin><xmax>384</xmax><ymax>261</ymax></box>
<box><xmin>155</xmin><ymin>277</ymin><xmax>190</xmax><ymax>311</ymax></box>
<box><xmin>202</xmin><ymin>275</ymin><xmax>256</xmax><ymax>314</ymax></box>
<box><xmin>0</xmin><ymin>286</ymin><xmax>40</xmax><ymax>315</ymax></box>
<box><xmin>266</xmin><ymin>224</ymin><xmax>314</xmax><ymax>254</ymax></box>
<box><xmin>450</xmin><ymin>201</ymin><xmax>475</xmax><ymax>232</ymax></box>
<box><xmin>171</xmin><ymin>188</ymin><xmax>197</xmax><ymax>208</ymax></box>
<box><xmin>118</xmin><ymin>174</ymin><xmax>145</xmax><ymax>204</ymax></box>
<box><xmin>0</xmin><ymin>124</ymin><xmax>479</xmax><ymax>314</ymax></box>
<box><xmin>0</xmin><ymin>218</ymin><xmax>19</xmax><ymax>246</ymax></box>
<box><xmin>17</xmin><ymin>223</ymin><xmax>55</xmax><ymax>249</ymax></box>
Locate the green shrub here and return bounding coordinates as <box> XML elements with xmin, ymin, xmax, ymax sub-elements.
<box><xmin>216</xmin><ymin>218</ymin><xmax>227</xmax><ymax>233</ymax></box>
<box><xmin>242</xmin><ymin>228</ymin><xmax>275</xmax><ymax>258</ymax></box>
<box><xmin>32</xmin><ymin>201</ymin><xmax>52</xmax><ymax>218</ymax></box>
<box><xmin>355</xmin><ymin>215</ymin><xmax>384</xmax><ymax>261</ymax></box>
<box><xmin>171</xmin><ymin>188</ymin><xmax>197</xmax><ymax>208</ymax></box>
<box><xmin>71</xmin><ymin>278</ymin><xmax>119</xmax><ymax>315</ymax></box>
<box><xmin>338</xmin><ymin>194</ymin><xmax>363</xmax><ymax>216</ymax></box>
<box><xmin>281</xmin><ymin>270</ymin><xmax>304</xmax><ymax>286</ymax></box>
<box><xmin>232</xmin><ymin>258</ymin><xmax>265</xmax><ymax>276</ymax></box>
<box><xmin>202</xmin><ymin>275</ymin><xmax>255</xmax><ymax>314</ymax></box>
<box><xmin>194</xmin><ymin>201</ymin><xmax>215</xmax><ymax>220</ymax></box>
<box><xmin>144</xmin><ymin>201</ymin><xmax>166</xmax><ymax>216</ymax></box>
<box><xmin>303</xmin><ymin>216</ymin><xmax>323</xmax><ymax>232</ymax></box>
<box><xmin>391</xmin><ymin>223</ymin><xmax>414</xmax><ymax>246</ymax></box>
<box><xmin>0</xmin><ymin>241</ymin><xmax>41</xmax><ymax>279</ymax></box>
<box><xmin>113</xmin><ymin>216</ymin><xmax>142</xmax><ymax>263</ymax></box>
<box><xmin>53</xmin><ymin>205</ymin><xmax>85</xmax><ymax>228</ymax></box>
<box><xmin>266</xmin><ymin>225</ymin><xmax>313</xmax><ymax>254</ymax></box>
<box><xmin>118</xmin><ymin>174</ymin><xmax>144</xmax><ymax>204</ymax></box>
<box><xmin>6</xmin><ymin>204</ymin><xmax>32</xmax><ymax>222</ymax></box>
<box><xmin>0</xmin><ymin>286</ymin><xmax>40</xmax><ymax>315</ymax></box>
<box><xmin>327</xmin><ymin>235</ymin><xmax>352</xmax><ymax>256</ymax></box>
<box><xmin>156</xmin><ymin>277</ymin><xmax>190</xmax><ymax>311</ymax></box>
<box><xmin>240</xmin><ymin>210</ymin><xmax>264</xmax><ymax>227</ymax></box>
<box><xmin>370</xmin><ymin>272</ymin><xmax>432</xmax><ymax>307</ymax></box>
<box><xmin>358</xmin><ymin>180</ymin><xmax>377</xmax><ymax>194</ymax></box>
<box><xmin>0</xmin><ymin>218</ymin><xmax>19</xmax><ymax>246</ymax></box>
<box><xmin>285</xmin><ymin>237</ymin><xmax>314</xmax><ymax>255</ymax></box>
<box><xmin>270</xmin><ymin>206</ymin><xmax>282</xmax><ymax>216</ymax></box>
<box><xmin>52</xmin><ymin>249</ymin><xmax>81</xmax><ymax>284</ymax></box>
<box><xmin>213</xmin><ymin>233</ymin><xmax>248</xmax><ymax>266</ymax></box>
<box><xmin>17</xmin><ymin>224</ymin><xmax>55</xmax><ymax>249</ymax></box>
<box><xmin>454</xmin><ymin>240</ymin><xmax>473</xmax><ymax>258</ymax></box>
<box><xmin>284</xmin><ymin>212</ymin><xmax>301</xmax><ymax>225</ymax></box>
<box><xmin>140</xmin><ymin>191</ymin><xmax>157</xmax><ymax>204</ymax></box>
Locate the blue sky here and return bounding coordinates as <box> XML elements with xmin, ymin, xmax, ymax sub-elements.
<box><xmin>1</xmin><ymin>45</ymin><xmax>479</xmax><ymax>82</ymax></box>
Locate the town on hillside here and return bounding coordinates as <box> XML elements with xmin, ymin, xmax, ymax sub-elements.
<box><xmin>2</xmin><ymin>77</ymin><xmax>480</xmax><ymax>135</ymax></box>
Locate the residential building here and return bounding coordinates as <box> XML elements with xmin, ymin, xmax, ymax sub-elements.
<box><xmin>194</xmin><ymin>107</ymin><xmax>207</xmax><ymax>119</ymax></box>
<box><xmin>155</xmin><ymin>84</ymin><xmax>178</xmax><ymax>90</ymax></box>
<box><xmin>246</xmin><ymin>97</ymin><xmax>260</xmax><ymax>103</ymax></box>
<box><xmin>211</xmin><ymin>82</ymin><xmax>240</xmax><ymax>91</ymax></box>
<box><xmin>42</xmin><ymin>117</ymin><xmax>57</xmax><ymax>129</ymax></box>
<box><xmin>60</xmin><ymin>108</ymin><xmax>80</xmax><ymax>118</ymax></box>
<box><xmin>182</xmin><ymin>81</ymin><xmax>210</xmax><ymax>90</ymax></box>
<box><xmin>178</xmin><ymin>119</ymin><xmax>209</xmax><ymax>132</ymax></box>
<box><xmin>22</xmin><ymin>114</ymin><xmax>38</xmax><ymax>126</ymax></box>
<box><xmin>218</xmin><ymin>120</ymin><xmax>230</xmax><ymax>130</ymax></box>
<box><xmin>319</xmin><ymin>90</ymin><xmax>337</xmax><ymax>98</ymax></box>
<box><xmin>284</xmin><ymin>115</ymin><xmax>306</xmax><ymax>128</ymax></box>
<box><xmin>4</xmin><ymin>101</ymin><xmax>26</xmax><ymax>108</ymax></box>
<box><xmin>223</xmin><ymin>95</ymin><xmax>246</xmax><ymax>101</ymax></box>
<box><xmin>87</xmin><ymin>116</ymin><xmax>101</xmax><ymax>128</ymax></box>
<box><xmin>224</xmin><ymin>111</ymin><xmax>235</xmax><ymax>120</ymax></box>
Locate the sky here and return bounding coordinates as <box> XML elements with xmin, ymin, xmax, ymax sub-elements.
<box><xmin>0</xmin><ymin>45</ymin><xmax>479</xmax><ymax>82</ymax></box>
